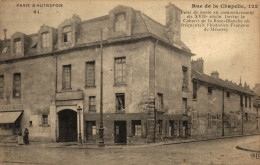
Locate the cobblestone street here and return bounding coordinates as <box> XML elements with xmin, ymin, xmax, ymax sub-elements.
<box><xmin>0</xmin><ymin>135</ymin><xmax>259</xmax><ymax>165</ymax></box>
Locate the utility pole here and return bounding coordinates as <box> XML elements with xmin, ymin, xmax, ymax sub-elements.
<box><xmin>98</xmin><ymin>29</ymin><xmax>104</xmax><ymax>147</ymax></box>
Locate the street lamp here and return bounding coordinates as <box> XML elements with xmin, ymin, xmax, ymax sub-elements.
<box><xmin>77</xmin><ymin>106</ymin><xmax>83</xmax><ymax>146</ymax></box>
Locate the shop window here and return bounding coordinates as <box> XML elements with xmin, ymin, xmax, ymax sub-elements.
<box><xmin>0</xmin><ymin>75</ymin><xmax>4</xmax><ymax>99</ymax></box>
<box><xmin>89</xmin><ymin>96</ymin><xmax>96</xmax><ymax>112</ymax></box>
<box><xmin>116</xmin><ymin>93</ymin><xmax>125</xmax><ymax>111</ymax></box>
<box><xmin>169</xmin><ymin>120</ymin><xmax>174</xmax><ymax>137</ymax></box>
<box><xmin>182</xmin><ymin>66</ymin><xmax>188</xmax><ymax>91</ymax></box>
<box><xmin>62</xmin><ymin>25</ymin><xmax>72</xmax><ymax>43</ymax></box>
<box><xmin>85</xmin><ymin>61</ymin><xmax>95</xmax><ymax>87</ymax></box>
<box><xmin>115</xmin><ymin>13</ymin><xmax>126</xmax><ymax>32</ymax></box>
<box><xmin>62</xmin><ymin>65</ymin><xmax>71</xmax><ymax>89</ymax></box>
<box><xmin>132</xmin><ymin>120</ymin><xmax>141</xmax><ymax>136</ymax></box>
<box><xmin>157</xmin><ymin>120</ymin><xmax>163</xmax><ymax>134</ymax></box>
<box><xmin>13</xmin><ymin>73</ymin><xmax>21</xmax><ymax>98</ymax></box>
<box><xmin>217</xmin><ymin>113</ymin><xmax>222</xmax><ymax>128</ymax></box>
<box><xmin>114</xmin><ymin>57</ymin><xmax>126</xmax><ymax>85</ymax></box>
<box><xmin>86</xmin><ymin>121</ymin><xmax>96</xmax><ymax>141</ymax></box>
<box><xmin>14</xmin><ymin>38</ymin><xmax>21</xmax><ymax>53</ymax></box>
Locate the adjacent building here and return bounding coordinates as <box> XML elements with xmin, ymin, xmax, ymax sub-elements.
<box><xmin>0</xmin><ymin>3</ymin><xmax>258</xmax><ymax>144</ymax></box>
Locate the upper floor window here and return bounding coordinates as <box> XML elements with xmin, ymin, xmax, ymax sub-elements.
<box><xmin>182</xmin><ymin>66</ymin><xmax>188</xmax><ymax>91</ymax></box>
<box><xmin>2</xmin><ymin>47</ymin><xmax>8</xmax><ymax>54</ymax></box>
<box><xmin>14</xmin><ymin>38</ymin><xmax>21</xmax><ymax>54</ymax></box>
<box><xmin>116</xmin><ymin>93</ymin><xmax>125</xmax><ymax>111</ymax></box>
<box><xmin>249</xmin><ymin>97</ymin><xmax>251</xmax><ymax>108</ymax></box>
<box><xmin>157</xmin><ymin>93</ymin><xmax>163</xmax><ymax>110</ymax></box>
<box><xmin>13</xmin><ymin>73</ymin><xmax>21</xmax><ymax>98</ymax></box>
<box><xmin>227</xmin><ymin>92</ymin><xmax>230</xmax><ymax>98</ymax></box>
<box><xmin>193</xmin><ymin>81</ymin><xmax>197</xmax><ymax>100</ymax></box>
<box><xmin>208</xmin><ymin>87</ymin><xmax>213</xmax><ymax>94</ymax></box>
<box><xmin>89</xmin><ymin>96</ymin><xmax>96</xmax><ymax>112</ymax></box>
<box><xmin>114</xmin><ymin>57</ymin><xmax>126</xmax><ymax>84</ymax></box>
<box><xmin>115</xmin><ymin>13</ymin><xmax>126</xmax><ymax>32</ymax></box>
<box><xmin>245</xmin><ymin>96</ymin><xmax>247</xmax><ymax>107</ymax></box>
<box><xmin>85</xmin><ymin>61</ymin><xmax>95</xmax><ymax>87</ymax></box>
<box><xmin>42</xmin><ymin>115</ymin><xmax>48</xmax><ymax>126</ymax></box>
<box><xmin>62</xmin><ymin>65</ymin><xmax>71</xmax><ymax>89</ymax></box>
<box><xmin>62</xmin><ymin>26</ymin><xmax>72</xmax><ymax>43</ymax></box>
<box><xmin>41</xmin><ymin>32</ymin><xmax>50</xmax><ymax>48</ymax></box>
<box><xmin>0</xmin><ymin>75</ymin><xmax>4</xmax><ymax>99</ymax></box>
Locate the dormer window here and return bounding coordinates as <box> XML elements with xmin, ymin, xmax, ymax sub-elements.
<box><xmin>115</xmin><ymin>13</ymin><xmax>126</xmax><ymax>32</ymax></box>
<box><xmin>62</xmin><ymin>26</ymin><xmax>72</xmax><ymax>43</ymax></box>
<box><xmin>14</xmin><ymin>38</ymin><xmax>21</xmax><ymax>54</ymax></box>
<box><xmin>41</xmin><ymin>32</ymin><xmax>50</xmax><ymax>48</ymax></box>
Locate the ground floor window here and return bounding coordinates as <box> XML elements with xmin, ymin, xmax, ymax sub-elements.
<box><xmin>169</xmin><ymin>120</ymin><xmax>174</xmax><ymax>137</ymax></box>
<box><xmin>86</xmin><ymin>121</ymin><xmax>96</xmax><ymax>141</ymax></box>
<box><xmin>207</xmin><ymin>113</ymin><xmax>212</xmax><ymax>127</ymax></box>
<box><xmin>132</xmin><ymin>120</ymin><xmax>141</xmax><ymax>136</ymax></box>
<box><xmin>191</xmin><ymin>111</ymin><xmax>197</xmax><ymax>128</ymax></box>
<box><xmin>42</xmin><ymin>115</ymin><xmax>48</xmax><ymax>126</ymax></box>
<box><xmin>157</xmin><ymin>120</ymin><xmax>163</xmax><ymax>134</ymax></box>
<box><xmin>217</xmin><ymin>113</ymin><xmax>222</xmax><ymax>128</ymax></box>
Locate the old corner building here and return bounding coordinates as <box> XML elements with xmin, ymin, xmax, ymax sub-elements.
<box><xmin>0</xmin><ymin>3</ymin><xmax>259</xmax><ymax>144</ymax></box>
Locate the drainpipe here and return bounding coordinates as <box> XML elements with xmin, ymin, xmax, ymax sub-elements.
<box><xmin>241</xmin><ymin>94</ymin><xmax>244</xmax><ymax>135</ymax></box>
<box><xmin>222</xmin><ymin>88</ymin><xmax>225</xmax><ymax>136</ymax></box>
<box><xmin>153</xmin><ymin>40</ymin><xmax>158</xmax><ymax>143</ymax></box>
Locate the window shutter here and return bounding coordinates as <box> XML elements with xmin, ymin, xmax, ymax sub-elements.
<box><xmin>38</xmin><ymin>114</ymin><xmax>42</xmax><ymax>126</ymax></box>
<box><xmin>47</xmin><ymin>114</ymin><xmax>50</xmax><ymax>126</ymax></box>
<box><xmin>142</xmin><ymin>120</ymin><xmax>147</xmax><ymax>138</ymax></box>
<box><xmin>127</xmin><ymin>120</ymin><xmax>132</xmax><ymax>137</ymax></box>
<box><xmin>165</xmin><ymin>120</ymin><xmax>169</xmax><ymax>138</ymax></box>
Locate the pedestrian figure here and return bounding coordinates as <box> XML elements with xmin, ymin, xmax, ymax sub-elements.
<box><xmin>23</xmin><ymin>128</ymin><xmax>29</xmax><ymax>145</ymax></box>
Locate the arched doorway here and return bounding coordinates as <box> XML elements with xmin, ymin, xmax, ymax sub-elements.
<box><xmin>58</xmin><ymin>109</ymin><xmax>77</xmax><ymax>142</ymax></box>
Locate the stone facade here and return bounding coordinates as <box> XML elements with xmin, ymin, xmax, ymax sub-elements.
<box><xmin>0</xmin><ymin>3</ymin><xmax>258</xmax><ymax>144</ymax></box>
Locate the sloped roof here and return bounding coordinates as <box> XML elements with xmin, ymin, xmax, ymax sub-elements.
<box><xmin>0</xmin><ymin>6</ymin><xmax>192</xmax><ymax>61</ymax></box>
<box><xmin>192</xmin><ymin>69</ymin><xmax>255</xmax><ymax>95</ymax></box>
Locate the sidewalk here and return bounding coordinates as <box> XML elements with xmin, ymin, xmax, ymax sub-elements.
<box><xmin>0</xmin><ymin>133</ymin><xmax>259</xmax><ymax>149</ymax></box>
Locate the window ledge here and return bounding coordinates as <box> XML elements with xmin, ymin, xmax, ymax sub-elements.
<box><xmin>89</xmin><ymin>110</ymin><xmax>96</xmax><ymax>113</ymax></box>
<box><xmin>41</xmin><ymin>125</ymin><xmax>50</xmax><ymax>127</ymax></box>
<box><xmin>192</xmin><ymin>99</ymin><xmax>197</xmax><ymax>101</ymax></box>
<box><xmin>113</xmin><ymin>83</ymin><xmax>127</xmax><ymax>87</ymax></box>
<box><xmin>61</xmin><ymin>88</ymin><xmax>72</xmax><ymax>91</ymax></box>
<box><xmin>115</xmin><ymin>110</ymin><xmax>125</xmax><ymax>114</ymax></box>
<box><xmin>84</xmin><ymin>86</ymin><xmax>96</xmax><ymax>89</ymax></box>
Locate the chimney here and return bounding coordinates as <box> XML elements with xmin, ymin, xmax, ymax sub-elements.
<box><xmin>165</xmin><ymin>3</ymin><xmax>182</xmax><ymax>45</ymax></box>
<box><xmin>3</xmin><ymin>29</ymin><xmax>7</xmax><ymax>40</ymax></box>
<box><xmin>211</xmin><ymin>71</ymin><xmax>219</xmax><ymax>78</ymax></box>
<box><xmin>191</xmin><ymin>58</ymin><xmax>204</xmax><ymax>73</ymax></box>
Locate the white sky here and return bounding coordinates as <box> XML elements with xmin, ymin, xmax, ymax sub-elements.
<box><xmin>0</xmin><ymin>0</ymin><xmax>259</xmax><ymax>88</ymax></box>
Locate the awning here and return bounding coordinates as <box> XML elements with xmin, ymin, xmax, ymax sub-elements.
<box><xmin>0</xmin><ymin>111</ymin><xmax>22</xmax><ymax>124</ymax></box>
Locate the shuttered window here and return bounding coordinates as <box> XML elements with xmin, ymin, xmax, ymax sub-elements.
<box><xmin>116</xmin><ymin>93</ymin><xmax>125</xmax><ymax>111</ymax></box>
<box><xmin>85</xmin><ymin>61</ymin><xmax>95</xmax><ymax>87</ymax></box>
<box><xmin>62</xmin><ymin>65</ymin><xmax>71</xmax><ymax>89</ymax></box>
<box><xmin>114</xmin><ymin>57</ymin><xmax>126</xmax><ymax>84</ymax></box>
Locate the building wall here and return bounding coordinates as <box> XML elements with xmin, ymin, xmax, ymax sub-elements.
<box><xmin>190</xmin><ymin>81</ymin><xmax>258</xmax><ymax>137</ymax></box>
<box><xmin>154</xmin><ymin>43</ymin><xmax>191</xmax><ymax>115</ymax></box>
<box><xmin>0</xmin><ymin>56</ymin><xmax>56</xmax><ymax>140</ymax></box>
<box><xmin>56</xmin><ymin>40</ymin><xmax>150</xmax><ymax>114</ymax></box>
